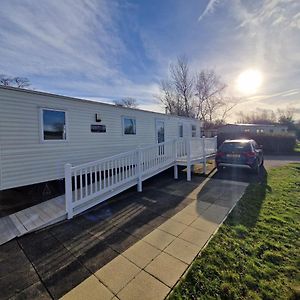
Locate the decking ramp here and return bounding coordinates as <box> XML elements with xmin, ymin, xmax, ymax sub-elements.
<box><xmin>0</xmin><ymin>195</ymin><xmax>66</xmax><ymax>245</ymax></box>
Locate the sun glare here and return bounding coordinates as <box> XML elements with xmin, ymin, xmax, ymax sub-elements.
<box><xmin>236</xmin><ymin>69</ymin><xmax>263</xmax><ymax>95</ymax></box>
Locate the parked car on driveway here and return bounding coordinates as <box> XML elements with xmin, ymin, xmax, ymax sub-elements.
<box><xmin>215</xmin><ymin>139</ymin><xmax>264</xmax><ymax>174</ymax></box>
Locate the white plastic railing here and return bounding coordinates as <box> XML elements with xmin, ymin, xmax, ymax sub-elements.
<box><xmin>139</xmin><ymin>140</ymin><xmax>175</xmax><ymax>177</ymax></box>
<box><xmin>65</xmin><ymin>137</ymin><xmax>217</xmax><ymax>219</ymax></box>
<box><xmin>205</xmin><ymin>136</ymin><xmax>218</xmax><ymax>154</ymax></box>
<box><xmin>176</xmin><ymin>139</ymin><xmax>187</xmax><ymax>158</ymax></box>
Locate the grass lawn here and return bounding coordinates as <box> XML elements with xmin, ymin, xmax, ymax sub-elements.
<box><xmin>169</xmin><ymin>164</ymin><xmax>300</xmax><ymax>300</ymax></box>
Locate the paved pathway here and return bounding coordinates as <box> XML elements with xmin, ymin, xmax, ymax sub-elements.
<box><xmin>263</xmin><ymin>155</ymin><xmax>300</xmax><ymax>169</ymax></box>
<box><xmin>62</xmin><ymin>175</ymin><xmax>247</xmax><ymax>300</ymax></box>
<box><xmin>0</xmin><ymin>167</ymin><xmax>254</xmax><ymax>300</ymax></box>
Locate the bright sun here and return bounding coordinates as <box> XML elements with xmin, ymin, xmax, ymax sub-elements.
<box><xmin>236</xmin><ymin>69</ymin><xmax>263</xmax><ymax>95</ymax></box>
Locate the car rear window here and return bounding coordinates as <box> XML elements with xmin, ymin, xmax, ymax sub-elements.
<box><xmin>220</xmin><ymin>142</ymin><xmax>252</xmax><ymax>153</ymax></box>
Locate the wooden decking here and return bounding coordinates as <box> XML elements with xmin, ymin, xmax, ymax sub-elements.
<box><xmin>0</xmin><ymin>195</ymin><xmax>66</xmax><ymax>245</ymax></box>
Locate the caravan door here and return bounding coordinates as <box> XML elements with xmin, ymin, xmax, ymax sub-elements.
<box><xmin>156</xmin><ymin>120</ymin><xmax>165</xmax><ymax>155</ymax></box>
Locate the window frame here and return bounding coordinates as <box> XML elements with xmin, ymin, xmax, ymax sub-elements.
<box><xmin>39</xmin><ymin>107</ymin><xmax>69</xmax><ymax>143</ymax></box>
<box><xmin>191</xmin><ymin>124</ymin><xmax>197</xmax><ymax>138</ymax></box>
<box><xmin>178</xmin><ymin>122</ymin><xmax>183</xmax><ymax>138</ymax></box>
<box><xmin>122</xmin><ymin>116</ymin><xmax>137</xmax><ymax>135</ymax></box>
<box><xmin>155</xmin><ymin>118</ymin><xmax>165</xmax><ymax>143</ymax></box>
<box><xmin>200</xmin><ymin>126</ymin><xmax>204</xmax><ymax>137</ymax></box>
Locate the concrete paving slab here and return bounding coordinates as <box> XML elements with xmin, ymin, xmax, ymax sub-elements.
<box><xmin>11</xmin><ymin>281</ymin><xmax>51</xmax><ymax>300</ymax></box>
<box><xmin>190</xmin><ymin>216</ymin><xmax>219</xmax><ymax>233</ymax></box>
<box><xmin>122</xmin><ymin>221</ymin><xmax>154</xmax><ymax>238</ymax></box>
<box><xmin>122</xmin><ymin>240</ymin><xmax>160</xmax><ymax>269</ymax></box>
<box><xmin>18</xmin><ymin>231</ymin><xmax>91</xmax><ymax>299</ymax></box>
<box><xmin>61</xmin><ymin>275</ymin><xmax>114</xmax><ymax>300</ymax></box>
<box><xmin>180</xmin><ymin>200</ymin><xmax>212</xmax><ymax>217</ymax></box>
<box><xmin>76</xmin><ymin>239</ymin><xmax>119</xmax><ymax>274</ymax></box>
<box><xmin>164</xmin><ymin>238</ymin><xmax>199</xmax><ymax>264</ymax></box>
<box><xmin>117</xmin><ymin>270</ymin><xmax>170</xmax><ymax>300</ymax></box>
<box><xmin>179</xmin><ymin>226</ymin><xmax>211</xmax><ymax>247</ymax></box>
<box><xmin>42</xmin><ymin>260</ymin><xmax>91</xmax><ymax>299</ymax></box>
<box><xmin>201</xmin><ymin>204</ymin><xmax>230</xmax><ymax>224</ymax></box>
<box><xmin>145</xmin><ymin>252</ymin><xmax>187</xmax><ymax>288</ymax></box>
<box><xmin>157</xmin><ymin>218</ymin><xmax>188</xmax><ymax>236</ymax></box>
<box><xmin>142</xmin><ymin>229</ymin><xmax>175</xmax><ymax>250</ymax></box>
<box><xmin>0</xmin><ymin>240</ymin><xmax>40</xmax><ymax>299</ymax></box>
<box><xmin>105</xmin><ymin>229</ymin><xmax>139</xmax><ymax>253</ymax></box>
<box><xmin>95</xmin><ymin>255</ymin><xmax>141</xmax><ymax>294</ymax></box>
<box><xmin>171</xmin><ymin>210</ymin><xmax>197</xmax><ymax>225</ymax></box>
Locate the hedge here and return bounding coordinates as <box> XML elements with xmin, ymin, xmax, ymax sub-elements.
<box><xmin>217</xmin><ymin>133</ymin><xmax>296</xmax><ymax>154</ymax></box>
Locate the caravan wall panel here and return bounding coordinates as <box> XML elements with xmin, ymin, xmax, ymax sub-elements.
<box><xmin>0</xmin><ymin>88</ymin><xmax>202</xmax><ymax>190</ymax></box>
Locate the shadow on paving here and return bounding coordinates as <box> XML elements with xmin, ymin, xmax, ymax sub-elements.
<box><xmin>0</xmin><ymin>167</ymin><xmax>207</xmax><ymax>300</ymax></box>
<box><xmin>212</xmin><ymin>166</ymin><xmax>269</xmax><ymax>228</ymax></box>
<box><xmin>193</xmin><ymin>166</ymin><xmax>268</xmax><ymax>225</ymax></box>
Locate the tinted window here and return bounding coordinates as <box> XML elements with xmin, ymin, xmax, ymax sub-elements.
<box><xmin>123</xmin><ymin>117</ymin><xmax>136</xmax><ymax>135</ymax></box>
<box><xmin>179</xmin><ymin>124</ymin><xmax>183</xmax><ymax>137</ymax></box>
<box><xmin>43</xmin><ymin>109</ymin><xmax>66</xmax><ymax>140</ymax></box>
<box><xmin>191</xmin><ymin>125</ymin><xmax>196</xmax><ymax>137</ymax></box>
<box><xmin>156</xmin><ymin>120</ymin><xmax>165</xmax><ymax>143</ymax></box>
<box><xmin>220</xmin><ymin>142</ymin><xmax>251</xmax><ymax>152</ymax></box>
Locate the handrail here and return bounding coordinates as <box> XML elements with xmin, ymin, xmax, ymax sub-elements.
<box><xmin>137</xmin><ymin>139</ymin><xmax>174</xmax><ymax>151</ymax></box>
<box><xmin>65</xmin><ymin>136</ymin><xmax>218</xmax><ymax>219</ymax></box>
<box><xmin>71</xmin><ymin>149</ymin><xmax>137</xmax><ymax>170</ymax></box>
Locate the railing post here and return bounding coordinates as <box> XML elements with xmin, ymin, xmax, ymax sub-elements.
<box><xmin>202</xmin><ymin>136</ymin><xmax>206</xmax><ymax>174</ymax></box>
<box><xmin>173</xmin><ymin>139</ymin><xmax>178</xmax><ymax>179</ymax></box>
<box><xmin>137</xmin><ymin>147</ymin><xmax>142</xmax><ymax>192</ymax></box>
<box><xmin>186</xmin><ymin>138</ymin><xmax>191</xmax><ymax>181</ymax></box>
<box><xmin>214</xmin><ymin>135</ymin><xmax>218</xmax><ymax>153</ymax></box>
<box><xmin>64</xmin><ymin>163</ymin><xmax>73</xmax><ymax>219</ymax></box>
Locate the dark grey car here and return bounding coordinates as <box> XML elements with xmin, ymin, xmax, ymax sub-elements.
<box><xmin>215</xmin><ymin>139</ymin><xmax>264</xmax><ymax>174</ymax></box>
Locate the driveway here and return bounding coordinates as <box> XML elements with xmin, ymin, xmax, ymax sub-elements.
<box><xmin>264</xmin><ymin>155</ymin><xmax>300</xmax><ymax>169</ymax></box>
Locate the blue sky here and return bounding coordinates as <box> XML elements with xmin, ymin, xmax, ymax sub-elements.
<box><xmin>0</xmin><ymin>0</ymin><xmax>299</xmax><ymax>120</ymax></box>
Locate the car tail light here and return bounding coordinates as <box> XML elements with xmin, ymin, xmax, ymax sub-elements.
<box><xmin>242</xmin><ymin>151</ymin><xmax>256</xmax><ymax>158</ymax></box>
<box><xmin>216</xmin><ymin>151</ymin><xmax>225</xmax><ymax>158</ymax></box>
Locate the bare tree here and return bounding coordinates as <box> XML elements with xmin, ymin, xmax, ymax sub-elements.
<box><xmin>158</xmin><ymin>58</ymin><xmax>237</xmax><ymax>122</ymax></box>
<box><xmin>14</xmin><ymin>77</ymin><xmax>31</xmax><ymax>88</ymax></box>
<box><xmin>195</xmin><ymin>70</ymin><xmax>228</xmax><ymax>122</ymax></box>
<box><xmin>277</xmin><ymin>107</ymin><xmax>295</xmax><ymax>124</ymax></box>
<box><xmin>236</xmin><ymin>108</ymin><xmax>277</xmax><ymax>124</ymax></box>
<box><xmin>170</xmin><ymin>56</ymin><xmax>194</xmax><ymax>117</ymax></box>
<box><xmin>113</xmin><ymin>97</ymin><xmax>138</xmax><ymax>108</ymax></box>
<box><xmin>0</xmin><ymin>75</ymin><xmax>12</xmax><ymax>86</ymax></box>
<box><xmin>159</xmin><ymin>80</ymin><xmax>185</xmax><ymax>116</ymax></box>
<box><xmin>0</xmin><ymin>74</ymin><xmax>31</xmax><ymax>88</ymax></box>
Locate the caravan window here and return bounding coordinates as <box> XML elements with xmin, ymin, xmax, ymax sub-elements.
<box><xmin>41</xmin><ymin>109</ymin><xmax>67</xmax><ymax>141</ymax></box>
<box><xmin>178</xmin><ymin>123</ymin><xmax>183</xmax><ymax>138</ymax></box>
<box><xmin>123</xmin><ymin>117</ymin><xmax>136</xmax><ymax>135</ymax></box>
<box><xmin>191</xmin><ymin>124</ymin><xmax>197</xmax><ymax>137</ymax></box>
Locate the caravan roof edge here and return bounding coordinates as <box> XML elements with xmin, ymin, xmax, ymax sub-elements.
<box><xmin>0</xmin><ymin>85</ymin><xmax>200</xmax><ymax>122</ymax></box>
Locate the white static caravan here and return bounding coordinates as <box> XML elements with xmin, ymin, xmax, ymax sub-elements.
<box><xmin>0</xmin><ymin>86</ymin><xmax>203</xmax><ymax>192</ymax></box>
